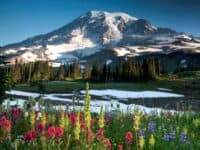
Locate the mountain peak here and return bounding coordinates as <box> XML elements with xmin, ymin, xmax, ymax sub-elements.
<box><xmin>84</xmin><ymin>10</ymin><xmax>138</xmax><ymax>21</ymax></box>
<box><xmin>1</xmin><ymin>10</ymin><xmax>198</xmax><ymax>65</ymax></box>
<box><xmin>87</xmin><ymin>10</ymin><xmax>105</xmax><ymax>17</ymax></box>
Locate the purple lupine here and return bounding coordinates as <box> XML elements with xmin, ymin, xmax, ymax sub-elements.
<box><xmin>169</xmin><ymin>130</ymin><xmax>176</xmax><ymax>140</ymax></box>
<box><xmin>138</xmin><ymin>129</ymin><xmax>145</xmax><ymax>137</ymax></box>
<box><xmin>179</xmin><ymin>132</ymin><xmax>190</xmax><ymax>144</ymax></box>
<box><xmin>163</xmin><ymin>134</ymin><xmax>170</xmax><ymax>141</ymax></box>
<box><xmin>148</xmin><ymin>121</ymin><xmax>156</xmax><ymax>133</ymax></box>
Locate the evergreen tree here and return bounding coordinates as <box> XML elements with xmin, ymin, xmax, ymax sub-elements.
<box><xmin>114</xmin><ymin>60</ymin><xmax>123</xmax><ymax>81</ymax></box>
<box><xmin>142</xmin><ymin>58</ymin><xmax>157</xmax><ymax>81</ymax></box>
<box><xmin>91</xmin><ymin>64</ymin><xmax>100</xmax><ymax>82</ymax></box>
<box><xmin>155</xmin><ymin>57</ymin><xmax>161</xmax><ymax>75</ymax></box>
<box><xmin>28</xmin><ymin>63</ymin><xmax>33</xmax><ymax>82</ymax></box>
<box><xmin>83</xmin><ymin>64</ymin><xmax>91</xmax><ymax>80</ymax></box>
<box><xmin>142</xmin><ymin>58</ymin><xmax>149</xmax><ymax>81</ymax></box>
<box><xmin>72</xmin><ymin>61</ymin><xmax>81</xmax><ymax>79</ymax></box>
<box><xmin>58</xmin><ymin>65</ymin><xmax>65</xmax><ymax>80</ymax></box>
<box><xmin>49</xmin><ymin>66</ymin><xmax>54</xmax><ymax>81</ymax></box>
<box><xmin>101</xmin><ymin>64</ymin><xmax>107</xmax><ymax>82</ymax></box>
<box><xmin>148</xmin><ymin>58</ymin><xmax>156</xmax><ymax>80</ymax></box>
<box><xmin>107</xmin><ymin>65</ymin><xmax>111</xmax><ymax>81</ymax></box>
<box><xmin>0</xmin><ymin>56</ymin><xmax>11</xmax><ymax>103</ymax></box>
<box><xmin>32</xmin><ymin>61</ymin><xmax>51</xmax><ymax>81</ymax></box>
<box><xmin>11</xmin><ymin>59</ymin><xmax>22</xmax><ymax>83</ymax></box>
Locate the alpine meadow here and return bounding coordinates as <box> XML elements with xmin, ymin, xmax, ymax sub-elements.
<box><xmin>1</xmin><ymin>0</ymin><xmax>200</xmax><ymax>149</ymax></box>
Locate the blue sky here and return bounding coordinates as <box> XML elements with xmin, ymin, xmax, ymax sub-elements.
<box><xmin>0</xmin><ymin>0</ymin><xmax>200</xmax><ymax>46</ymax></box>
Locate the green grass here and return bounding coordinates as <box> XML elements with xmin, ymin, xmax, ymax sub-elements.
<box><xmin>176</xmin><ymin>71</ymin><xmax>200</xmax><ymax>79</ymax></box>
<box><xmin>13</xmin><ymin>79</ymin><xmax>186</xmax><ymax>93</ymax></box>
<box><xmin>12</xmin><ymin>72</ymin><xmax>200</xmax><ymax>100</ymax></box>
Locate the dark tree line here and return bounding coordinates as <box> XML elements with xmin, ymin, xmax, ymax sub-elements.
<box><xmin>0</xmin><ymin>56</ymin><xmax>11</xmax><ymax>103</ymax></box>
<box><xmin>9</xmin><ymin>57</ymin><xmax>161</xmax><ymax>84</ymax></box>
<box><xmin>10</xmin><ymin>60</ymin><xmax>53</xmax><ymax>83</ymax></box>
<box><xmin>90</xmin><ymin>57</ymin><xmax>160</xmax><ymax>82</ymax></box>
<box><xmin>9</xmin><ymin>60</ymin><xmax>82</xmax><ymax>83</ymax></box>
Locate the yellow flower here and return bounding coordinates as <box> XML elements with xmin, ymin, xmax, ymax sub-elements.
<box><xmin>24</xmin><ymin>112</ymin><xmax>29</xmax><ymax>118</ymax></box>
<box><xmin>49</xmin><ymin>114</ymin><xmax>56</xmax><ymax>124</ymax></box>
<box><xmin>30</xmin><ymin>110</ymin><xmax>35</xmax><ymax>128</ymax></box>
<box><xmin>193</xmin><ymin>118</ymin><xmax>200</xmax><ymax>128</ymax></box>
<box><xmin>134</xmin><ymin>114</ymin><xmax>141</xmax><ymax>131</ymax></box>
<box><xmin>74</xmin><ymin>110</ymin><xmax>81</xmax><ymax>141</ymax></box>
<box><xmin>139</xmin><ymin>136</ymin><xmax>145</xmax><ymax>149</ymax></box>
<box><xmin>59</xmin><ymin>108</ymin><xmax>65</xmax><ymax>128</ymax></box>
<box><xmin>98</xmin><ymin>105</ymin><xmax>105</xmax><ymax>128</ymax></box>
<box><xmin>84</xmin><ymin>83</ymin><xmax>91</xmax><ymax>129</ymax></box>
<box><xmin>41</xmin><ymin>111</ymin><xmax>46</xmax><ymax>126</ymax></box>
<box><xmin>65</xmin><ymin>115</ymin><xmax>69</xmax><ymax>130</ymax></box>
<box><xmin>183</xmin><ymin>127</ymin><xmax>188</xmax><ymax>134</ymax></box>
<box><xmin>149</xmin><ymin>134</ymin><xmax>155</xmax><ymax>147</ymax></box>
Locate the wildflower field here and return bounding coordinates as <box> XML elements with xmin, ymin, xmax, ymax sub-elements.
<box><xmin>1</xmin><ymin>84</ymin><xmax>200</xmax><ymax>150</ymax></box>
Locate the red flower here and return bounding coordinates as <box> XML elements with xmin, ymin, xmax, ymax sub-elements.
<box><xmin>70</xmin><ymin>113</ymin><xmax>76</xmax><ymax>126</ymax></box>
<box><xmin>97</xmin><ymin>129</ymin><xmax>105</xmax><ymax>139</ymax></box>
<box><xmin>55</xmin><ymin>127</ymin><xmax>64</xmax><ymax>138</ymax></box>
<box><xmin>167</xmin><ymin>112</ymin><xmax>172</xmax><ymax>119</ymax></box>
<box><xmin>105</xmin><ymin>116</ymin><xmax>110</xmax><ymax>125</ymax></box>
<box><xmin>36</xmin><ymin>122</ymin><xmax>44</xmax><ymax>133</ymax></box>
<box><xmin>11</xmin><ymin>108</ymin><xmax>22</xmax><ymax>123</ymax></box>
<box><xmin>24</xmin><ymin>130</ymin><xmax>36</xmax><ymax>141</ymax></box>
<box><xmin>45</xmin><ymin>126</ymin><xmax>56</xmax><ymax>138</ymax></box>
<box><xmin>160</xmin><ymin>111</ymin><xmax>165</xmax><ymax>117</ymax></box>
<box><xmin>103</xmin><ymin>138</ymin><xmax>112</xmax><ymax>149</ymax></box>
<box><xmin>81</xmin><ymin>121</ymin><xmax>86</xmax><ymax>129</ymax></box>
<box><xmin>0</xmin><ymin>116</ymin><xmax>11</xmax><ymax>133</ymax></box>
<box><xmin>125</xmin><ymin>131</ymin><xmax>133</xmax><ymax>144</ymax></box>
<box><xmin>79</xmin><ymin>112</ymin><xmax>84</xmax><ymax>121</ymax></box>
<box><xmin>86</xmin><ymin>130</ymin><xmax>93</xmax><ymax>139</ymax></box>
<box><xmin>118</xmin><ymin>144</ymin><xmax>123</xmax><ymax>150</ymax></box>
<box><xmin>90</xmin><ymin>118</ymin><xmax>95</xmax><ymax>126</ymax></box>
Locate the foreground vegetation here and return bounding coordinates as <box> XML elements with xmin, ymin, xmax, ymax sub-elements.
<box><xmin>1</xmin><ymin>84</ymin><xmax>200</xmax><ymax>149</ymax></box>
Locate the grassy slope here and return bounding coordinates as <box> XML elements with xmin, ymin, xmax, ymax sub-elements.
<box><xmin>13</xmin><ymin>71</ymin><xmax>200</xmax><ymax>99</ymax></box>
<box><xmin>14</xmin><ymin>79</ymin><xmax>185</xmax><ymax>93</ymax></box>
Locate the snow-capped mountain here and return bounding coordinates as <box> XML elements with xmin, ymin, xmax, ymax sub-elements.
<box><xmin>1</xmin><ymin>10</ymin><xmax>200</xmax><ymax>66</ymax></box>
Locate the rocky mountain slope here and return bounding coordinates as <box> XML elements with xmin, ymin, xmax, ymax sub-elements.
<box><xmin>0</xmin><ymin>10</ymin><xmax>200</xmax><ymax>68</ymax></box>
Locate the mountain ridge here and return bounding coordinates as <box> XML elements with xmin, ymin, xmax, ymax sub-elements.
<box><xmin>0</xmin><ymin>10</ymin><xmax>200</xmax><ymax>66</ymax></box>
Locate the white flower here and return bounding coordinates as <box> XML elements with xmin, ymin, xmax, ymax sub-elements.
<box><xmin>38</xmin><ymin>112</ymin><xmax>42</xmax><ymax>118</ymax></box>
<box><xmin>24</xmin><ymin>112</ymin><xmax>29</xmax><ymax>117</ymax></box>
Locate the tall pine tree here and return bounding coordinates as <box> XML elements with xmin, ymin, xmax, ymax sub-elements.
<box><xmin>0</xmin><ymin>56</ymin><xmax>11</xmax><ymax>103</ymax></box>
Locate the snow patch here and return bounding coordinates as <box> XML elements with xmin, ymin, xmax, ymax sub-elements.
<box><xmin>157</xmin><ymin>88</ymin><xmax>173</xmax><ymax>92</ymax></box>
<box><xmin>50</xmin><ymin>62</ymin><xmax>62</xmax><ymax>67</ymax></box>
<box><xmin>21</xmin><ymin>52</ymin><xmax>38</xmax><ymax>62</ymax></box>
<box><xmin>113</xmin><ymin>46</ymin><xmax>162</xmax><ymax>57</ymax></box>
<box><xmin>45</xmin><ymin>28</ymin><xmax>100</xmax><ymax>60</ymax></box>
<box><xmin>4</xmin><ymin>90</ymin><xmax>181</xmax><ymax>114</ymax></box>
<box><xmin>6</xmin><ymin>90</ymin><xmax>40</xmax><ymax>98</ymax></box>
<box><xmin>175</xmin><ymin>34</ymin><xmax>192</xmax><ymax>40</ymax></box>
<box><xmin>106</xmin><ymin>59</ymin><xmax>112</xmax><ymax>65</ymax></box>
<box><xmin>81</xmin><ymin>89</ymin><xmax>184</xmax><ymax>99</ymax></box>
<box><xmin>48</xmin><ymin>35</ymin><xmax>58</xmax><ymax>41</ymax></box>
<box><xmin>180</xmin><ymin>59</ymin><xmax>186</xmax><ymax>64</ymax></box>
<box><xmin>113</xmin><ymin>47</ymin><xmax>130</xmax><ymax>56</ymax></box>
<box><xmin>3</xmin><ymin>49</ymin><xmax>17</xmax><ymax>55</ymax></box>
